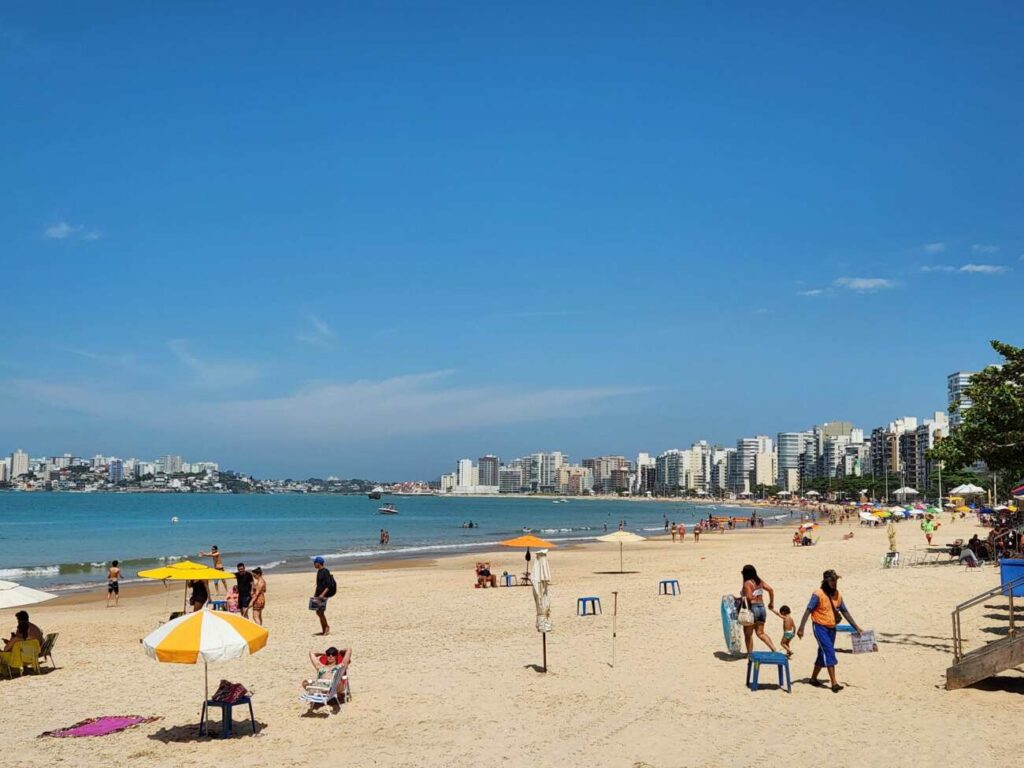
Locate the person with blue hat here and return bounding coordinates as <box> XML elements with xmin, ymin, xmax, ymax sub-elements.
<box><xmin>311</xmin><ymin>556</ymin><xmax>337</xmax><ymax>636</ymax></box>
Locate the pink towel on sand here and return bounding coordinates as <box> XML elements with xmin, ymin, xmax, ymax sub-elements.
<box><xmin>40</xmin><ymin>716</ymin><xmax>160</xmax><ymax>738</ymax></box>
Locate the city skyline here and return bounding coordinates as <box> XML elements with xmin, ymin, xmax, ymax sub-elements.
<box><xmin>1</xmin><ymin>5</ymin><xmax>1020</xmax><ymax>477</ymax></box>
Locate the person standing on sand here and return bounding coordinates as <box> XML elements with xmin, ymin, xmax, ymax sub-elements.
<box><xmin>693</xmin><ymin>524</ymin><xmax>701</xmax><ymax>543</ymax></box>
<box><xmin>670</xmin><ymin>523</ymin><xmax>677</xmax><ymax>543</ymax></box>
<box><xmin>311</xmin><ymin>557</ymin><xmax>336</xmax><ymax>636</ymax></box>
<box><xmin>740</xmin><ymin>564</ymin><xmax>776</xmax><ymax>654</ymax></box>
<box><xmin>106</xmin><ymin>560</ymin><xmax>121</xmax><ymax>607</ymax></box>
<box><xmin>678</xmin><ymin>522</ymin><xmax>686</xmax><ymax>542</ymax></box>
<box><xmin>796</xmin><ymin>569</ymin><xmax>863</xmax><ymax>692</ymax></box>
<box><xmin>251</xmin><ymin>567</ymin><xmax>266</xmax><ymax>625</ymax></box>
<box><xmin>234</xmin><ymin>563</ymin><xmax>254</xmax><ymax>619</ymax></box>
<box><xmin>198</xmin><ymin>545</ymin><xmax>227</xmax><ymax>594</ymax></box>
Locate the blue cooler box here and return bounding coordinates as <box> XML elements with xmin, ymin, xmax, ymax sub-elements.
<box><xmin>999</xmin><ymin>559</ymin><xmax>1024</xmax><ymax>596</ymax></box>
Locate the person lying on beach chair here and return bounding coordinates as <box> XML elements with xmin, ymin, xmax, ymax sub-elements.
<box><xmin>475</xmin><ymin>563</ymin><xmax>498</xmax><ymax>588</ymax></box>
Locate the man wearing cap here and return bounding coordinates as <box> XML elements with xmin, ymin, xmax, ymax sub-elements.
<box><xmin>312</xmin><ymin>557</ymin><xmax>336</xmax><ymax>636</ymax></box>
<box><xmin>796</xmin><ymin>569</ymin><xmax>863</xmax><ymax>692</ymax></box>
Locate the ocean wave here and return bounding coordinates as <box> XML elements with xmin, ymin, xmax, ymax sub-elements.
<box><xmin>0</xmin><ymin>565</ymin><xmax>60</xmax><ymax>579</ymax></box>
<box><xmin>255</xmin><ymin>559</ymin><xmax>286</xmax><ymax>570</ymax></box>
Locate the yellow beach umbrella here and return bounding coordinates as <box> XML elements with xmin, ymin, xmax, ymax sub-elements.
<box><xmin>138</xmin><ymin>560</ymin><xmax>227</xmax><ymax>581</ymax></box>
<box><xmin>139</xmin><ymin>560</ymin><xmax>228</xmax><ymax>612</ymax></box>
<box><xmin>142</xmin><ymin>610</ymin><xmax>268</xmax><ymax>700</ymax></box>
<box><xmin>500</xmin><ymin>534</ymin><xmax>556</xmax><ymax>549</ymax></box>
<box><xmin>500</xmin><ymin>534</ymin><xmax>556</xmax><ymax>578</ymax></box>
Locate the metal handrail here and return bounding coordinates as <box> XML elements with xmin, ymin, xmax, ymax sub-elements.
<box><xmin>951</xmin><ymin>572</ymin><xmax>1024</xmax><ymax>663</ymax></box>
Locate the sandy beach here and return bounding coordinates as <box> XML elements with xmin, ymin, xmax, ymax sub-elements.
<box><xmin>3</xmin><ymin>516</ymin><xmax>1022</xmax><ymax>768</ymax></box>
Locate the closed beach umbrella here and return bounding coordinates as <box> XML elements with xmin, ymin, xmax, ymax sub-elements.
<box><xmin>0</xmin><ymin>580</ymin><xmax>57</xmax><ymax>611</ymax></box>
<box><xmin>596</xmin><ymin>530</ymin><xmax>646</xmax><ymax>573</ymax></box>
<box><xmin>142</xmin><ymin>610</ymin><xmax>268</xmax><ymax>699</ymax></box>
<box><xmin>531</xmin><ymin>549</ymin><xmax>552</xmax><ymax>672</ymax></box>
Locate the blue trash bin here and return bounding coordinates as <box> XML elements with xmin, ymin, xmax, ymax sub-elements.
<box><xmin>999</xmin><ymin>559</ymin><xmax>1024</xmax><ymax>596</ymax></box>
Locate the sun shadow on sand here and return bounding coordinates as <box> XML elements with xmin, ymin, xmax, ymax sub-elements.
<box><xmin>592</xmin><ymin>571</ymin><xmax>641</xmax><ymax>575</ymax></box>
<box><xmin>523</xmin><ymin>664</ymin><xmax>548</xmax><ymax>674</ymax></box>
<box><xmin>713</xmin><ymin>651</ymin><xmax>744</xmax><ymax>662</ymax></box>
<box><xmin>148</xmin><ymin>721</ymin><xmax>266</xmax><ymax>743</ymax></box>
<box><xmin>877</xmin><ymin>632</ymin><xmax>953</xmax><ymax>653</ymax></box>
<box><xmin>966</xmin><ymin>674</ymin><xmax>1024</xmax><ymax>694</ymax></box>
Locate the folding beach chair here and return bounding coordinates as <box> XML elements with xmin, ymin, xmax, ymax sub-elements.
<box><xmin>0</xmin><ymin>640</ymin><xmax>41</xmax><ymax>677</ymax></box>
<box><xmin>299</xmin><ymin>648</ymin><xmax>352</xmax><ymax>708</ymax></box>
<box><xmin>38</xmin><ymin>633</ymin><xmax>58</xmax><ymax>670</ymax></box>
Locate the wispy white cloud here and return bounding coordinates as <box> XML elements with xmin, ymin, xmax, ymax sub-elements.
<box><xmin>922</xmin><ymin>242</ymin><xmax>946</xmax><ymax>254</ymax></box>
<box><xmin>44</xmin><ymin>221</ymin><xmax>100</xmax><ymax>241</ymax></box>
<box><xmin>297</xmin><ymin>315</ymin><xmax>337</xmax><ymax>348</ymax></box>
<box><xmin>1</xmin><ymin>370</ymin><xmax>645</xmax><ymax>442</ymax></box>
<box><xmin>57</xmin><ymin>346</ymin><xmax>138</xmax><ymax>369</ymax></box>
<box><xmin>959</xmin><ymin>263</ymin><xmax>1008</xmax><ymax>274</ymax></box>
<box><xmin>168</xmin><ymin>339</ymin><xmax>263</xmax><ymax>388</ymax></box>
<box><xmin>922</xmin><ymin>264</ymin><xmax>1008</xmax><ymax>275</ymax></box>
<box><xmin>972</xmin><ymin>244</ymin><xmax>999</xmax><ymax>255</ymax></box>
<box><xmin>797</xmin><ymin>288</ymin><xmax>826</xmax><ymax>297</ymax></box>
<box><xmin>834</xmin><ymin>277</ymin><xmax>895</xmax><ymax>292</ymax></box>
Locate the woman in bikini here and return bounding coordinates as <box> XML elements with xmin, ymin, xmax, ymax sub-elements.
<box><xmin>740</xmin><ymin>564</ymin><xmax>777</xmax><ymax>655</ymax></box>
<box><xmin>251</xmin><ymin>567</ymin><xmax>267</xmax><ymax>625</ymax></box>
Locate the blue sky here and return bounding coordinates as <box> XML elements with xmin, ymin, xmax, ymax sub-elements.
<box><xmin>1</xmin><ymin>3</ymin><xmax>1021</xmax><ymax>478</ymax></box>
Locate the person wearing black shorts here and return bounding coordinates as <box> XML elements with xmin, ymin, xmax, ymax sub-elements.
<box><xmin>234</xmin><ymin>563</ymin><xmax>254</xmax><ymax>619</ymax></box>
<box><xmin>106</xmin><ymin>560</ymin><xmax>121</xmax><ymax>607</ymax></box>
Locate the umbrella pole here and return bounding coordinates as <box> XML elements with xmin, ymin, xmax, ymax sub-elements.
<box><xmin>612</xmin><ymin>591</ymin><xmax>618</xmax><ymax>668</ymax></box>
<box><xmin>619</xmin><ymin>542</ymin><xmax>624</xmax><ymax>573</ymax></box>
<box><xmin>205</xmin><ymin>660</ymin><xmax>209</xmax><ymax>701</ymax></box>
<box><xmin>542</xmin><ymin>633</ymin><xmax>547</xmax><ymax>673</ymax></box>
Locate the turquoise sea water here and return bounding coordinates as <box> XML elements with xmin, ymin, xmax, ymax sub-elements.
<box><xmin>0</xmin><ymin>492</ymin><xmax>793</xmax><ymax>591</ymax></box>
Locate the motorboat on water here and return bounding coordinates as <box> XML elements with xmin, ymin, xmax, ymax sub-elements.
<box><xmin>368</xmin><ymin>486</ymin><xmax>384</xmax><ymax>500</ymax></box>
<box><xmin>378</xmin><ymin>503</ymin><xmax>398</xmax><ymax>515</ymax></box>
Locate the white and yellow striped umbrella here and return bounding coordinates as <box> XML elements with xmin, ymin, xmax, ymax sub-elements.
<box><xmin>143</xmin><ymin>610</ymin><xmax>268</xmax><ymax>664</ymax></box>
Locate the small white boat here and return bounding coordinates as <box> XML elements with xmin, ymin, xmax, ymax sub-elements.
<box><xmin>378</xmin><ymin>504</ymin><xmax>398</xmax><ymax>515</ymax></box>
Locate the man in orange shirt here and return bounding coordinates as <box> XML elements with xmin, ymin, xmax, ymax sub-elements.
<box><xmin>796</xmin><ymin>569</ymin><xmax>863</xmax><ymax>692</ymax></box>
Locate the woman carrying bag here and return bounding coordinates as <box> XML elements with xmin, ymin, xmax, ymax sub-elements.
<box><xmin>739</xmin><ymin>564</ymin><xmax>777</xmax><ymax>655</ymax></box>
<box><xmin>797</xmin><ymin>568</ymin><xmax>863</xmax><ymax>692</ymax></box>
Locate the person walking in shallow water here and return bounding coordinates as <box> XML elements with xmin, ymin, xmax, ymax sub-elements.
<box><xmin>797</xmin><ymin>569</ymin><xmax>863</xmax><ymax>692</ymax></box>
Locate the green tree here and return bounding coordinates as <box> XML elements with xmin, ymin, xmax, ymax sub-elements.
<box><xmin>930</xmin><ymin>340</ymin><xmax>1024</xmax><ymax>481</ymax></box>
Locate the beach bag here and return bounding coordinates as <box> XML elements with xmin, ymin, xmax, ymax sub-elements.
<box><xmin>211</xmin><ymin>680</ymin><xmax>248</xmax><ymax>704</ymax></box>
<box><xmin>309</xmin><ymin>597</ymin><xmax>328</xmax><ymax>612</ymax></box>
<box><xmin>737</xmin><ymin>604</ymin><xmax>755</xmax><ymax>626</ymax></box>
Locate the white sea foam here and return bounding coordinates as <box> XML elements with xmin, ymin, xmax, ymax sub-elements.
<box><xmin>0</xmin><ymin>565</ymin><xmax>60</xmax><ymax>579</ymax></box>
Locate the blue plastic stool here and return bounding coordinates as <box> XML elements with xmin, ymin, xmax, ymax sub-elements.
<box><xmin>746</xmin><ymin>652</ymin><xmax>791</xmax><ymax>693</ymax></box>
<box><xmin>577</xmin><ymin>596</ymin><xmax>601</xmax><ymax>616</ymax></box>
<box><xmin>200</xmin><ymin>696</ymin><xmax>257</xmax><ymax>738</ymax></box>
<box><xmin>658</xmin><ymin>579</ymin><xmax>680</xmax><ymax>596</ymax></box>
<box><xmin>208</xmin><ymin>600</ymin><xmax>227</xmax><ymax>611</ymax></box>
<box><xmin>835</xmin><ymin>624</ymin><xmax>855</xmax><ymax>634</ymax></box>
<box><xmin>501</xmin><ymin>573</ymin><xmax>518</xmax><ymax>587</ymax></box>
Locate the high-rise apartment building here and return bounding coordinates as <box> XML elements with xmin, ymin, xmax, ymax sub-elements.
<box><xmin>457</xmin><ymin>458</ymin><xmax>474</xmax><ymax>489</ymax></box>
<box><xmin>477</xmin><ymin>455</ymin><xmax>500</xmax><ymax>487</ymax></box>
<box><xmin>10</xmin><ymin>449</ymin><xmax>29</xmax><ymax>479</ymax></box>
<box><xmin>947</xmin><ymin>371</ymin><xmax>975</xmax><ymax>428</ymax></box>
<box><xmin>583</xmin><ymin>456</ymin><xmax>631</xmax><ymax>494</ymax></box>
<box><xmin>777</xmin><ymin>432</ymin><xmax>812</xmax><ymax>490</ymax></box>
<box><xmin>0</xmin><ymin>459</ymin><xmax>9</xmax><ymax>483</ymax></box>
<box><xmin>108</xmin><ymin>459</ymin><xmax>124</xmax><ymax>484</ymax></box>
<box><xmin>157</xmin><ymin>455</ymin><xmax>184</xmax><ymax>474</ymax></box>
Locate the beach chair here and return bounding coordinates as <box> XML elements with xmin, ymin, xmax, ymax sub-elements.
<box><xmin>38</xmin><ymin>633</ymin><xmax>58</xmax><ymax>669</ymax></box>
<box><xmin>299</xmin><ymin>651</ymin><xmax>352</xmax><ymax>708</ymax></box>
<box><xmin>299</xmin><ymin>649</ymin><xmax>352</xmax><ymax>708</ymax></box>
<box><xmin>0</xmin><ymin>640</ymin><xmax>41</xmax><ymax>677</ymax></box>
